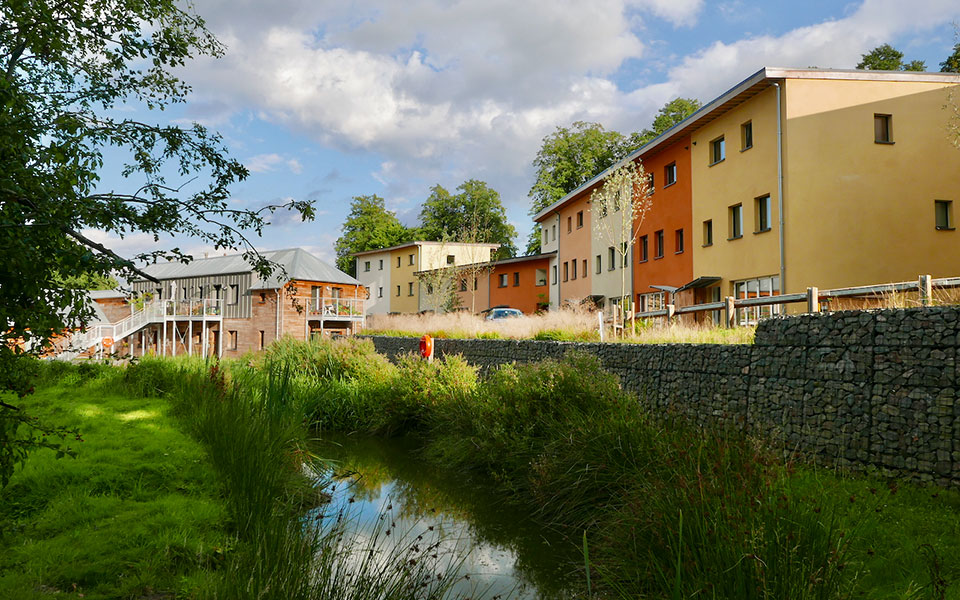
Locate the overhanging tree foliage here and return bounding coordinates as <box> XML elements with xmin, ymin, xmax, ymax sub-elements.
<box><xmin>0</xmin><ymin>0</ymin><xmax>312</xmax><ymax>484</ymax></box>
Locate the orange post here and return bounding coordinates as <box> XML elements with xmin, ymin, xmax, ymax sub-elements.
<box><xmin>419</xmin><ymin>334</ymin><xmax>434</xmax><ymax>362</ymax></box>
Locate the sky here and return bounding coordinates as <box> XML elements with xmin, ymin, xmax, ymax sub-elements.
<box><xmin>88</xmin><ymin>0</ymin><xmax>960</xmax><ymax>268</ymax></box>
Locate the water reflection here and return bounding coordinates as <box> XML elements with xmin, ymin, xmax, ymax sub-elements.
<box><xmin>313</xmin><ymin>434</ymin><xmax>578</xmax><ymax>599</ymax></box>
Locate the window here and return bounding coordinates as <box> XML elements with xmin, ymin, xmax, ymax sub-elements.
<box><xmin>582</xmin><ymin>259</ymin><xmax>587</xmax><ymax>277</ymax></box>
<box><xmin>648</xmin><ymin>172</ymin><xmax>655</xmax><ymax>191</ymax></box>
<box><xmin>675</xmin><ymin>228</ymin><xmax>684</xmax><ymax>253</ymax></box>
<box><xmin>228</xmin><ymin>284</ymin><xmax>239</xmax><ymax>305</ymax></box>
<box><xmin>571</xmin><ymin>260</ymin><xmax>577</xmax><ymax>280</ymax></box>
<box><xmin>638</xmin><ymin>292</ymin><xmax>664</xmax><ymax>313</ymax></box>
<box><xmin>874</xmin><ymin>114</ymin><xmax>893</xmax><ymax>143</ymax></box>
<box><xmin>364</xmin><ymin>261</ymin><xmax>371</xmax><ymax>272</ymax></box>
<box><xmin>379</xmin><ymin>259</ymin><xmax>383</xmax><ymax>270</ymax></box>
<box><xmin>396</xmin><ymin>285</ymin><xmax>401</xmax><ymax>297</ymax></box>
<box><xmin>729</xmin><ymin>204</ymin><xmax>743</xmax><ymax>239</ymax></box>
<box><xmin>596</xmin><ymin>254</ymin><xmax>602</xmax><ymax>274</ymax></box>
<box><xmin>228</xmin><ymin>331</ymin><xmax>238</xmax><ymax>351</ymax></box>
<box><xmin>536</xmin><ymin>268</ymin><xmax>547</xmax><ymax>286</ymax></box>
<box><xmin>543</xmin><ymin>226</ymin><xmax>549</xmax><ymax>244</ymax></box>
<box><xmin>741</xmin><ymin>121</ymin><xmax>753</xmax><ymax>150</ymax></box>
<box><xmin>755</xmin><ymin>195</ymin><xmax>772</xmax><ymax>232</ymax></box>
<box><xmin>552</xmin><ymin>224</ymin><xmax>556</xmax><ymax>240</ymax></box>
<box><xmin>703</xmin><ymin>220</ymin><xmax>713</xmax><ymax>246</ymax></box>
<box><xmin>577</xmin><ymin>211</ymin><xmax>584</xmax><ymax>228</ymax></box>
<box><xmin>733</xmin><ymin>275</ymin><xmax>782</xmax><ymax>325</ymax></box>
<box><xmin>567</xmin><ymin>216</ymin><xmax>572</xmax><ymax>233</ymax></box>
<box><xmin>563</xmin><ymin>261</ymin><xmax>569</xmax><ymax>281</ymax></box>
<box><xmin>259</xmin><ymin>292</ymin><xmax>267</xmax><ymax>303</ymax></box>
<box><xmin>258</xmin><ymin>330</ymin><xmax>265</xmax><ymax>350</ymax></box>
<box><xmin>426</xmin><ymin>283</ymin><xmax>434</xmax><ymax>295</ymax></box>
<box><xmin>446</xmin><ymin>254</ymin><xmax>455</xmax><ymax>265</ymax></box>
<box><xmin>639</xmin><ymin>235</ymin><xmax>648</xmax><ymax>262</ymax></box>
<box><xmin>408</xmin><ymin>253</ymin><xmax>415</xmax><ymax>266</ymax></box>
<box><xmin>408</xmin><ymin>282</ymin><xmax>414</xmax><ymax>296</ymax></box>
<box><xmin>654</xmin><ymin>230</ymin><xmax>664</xmax><ymax>258</ymax></box>
<box><xmin>499</xmin><ymin>273</ymin><xmax>508</xmax><ymax>288</ymax></box>
<box><xmin>514</xmin><ymin>272</ymin><xmax>520</xmax><ymax>286</ymax></box>
<box><xmin>936</xmin><ymin>200</ymin><xmax>954</xmax><ymax>230</ymax></box>
<box><xmin>664</xmin><ymin>162</ymin><xmax>677</xmax><ymax>186</ymax></box>
<box><xmin>621</xmin><ymin>243</ymin><xmax>628</xmax><ymax>267</ymax></box>
<box><xmin>459</xmin><ymin>279</ymin><xmax>467</xmax><ymax>292</ymax></box>
<box><xmin>378</xmin><ymin>287</ymin><xmax>383</xmax><ymax>298</ymax></box>
<box><xmin>474</xmin><ymin>278</ymin><xmax>478</xmax><ymax>291</ymax></box>
<box><xmin>396</xmin><ymin>256</ymin><xmax>401</xmax><ymax>268</ymax></box>
<box><xmin>552</xmin><ymin>265</ymin><xmax>557</xmax><ymax>285</ymax></box>
<box><xmin>710</xmin><ymin>136</ymin><xmax>725</xmax><ymax>164</ymax></box>
<box><xmin>608</xmin><ymin>247</ymin><xmax>615</xmax><ymax>271</ymax></box>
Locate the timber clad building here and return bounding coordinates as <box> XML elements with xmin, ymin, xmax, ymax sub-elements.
<box><xmin>123</xmin><ymin>248</ymin><xmax>365</xmax><ymax>358</ymax></box>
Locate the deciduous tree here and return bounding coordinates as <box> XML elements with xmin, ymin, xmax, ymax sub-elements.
<box><xmin>419</xmin><ymin>180</ymin><xmax>516</xmax><ymax>260</ymax></box>
<box><xmin>857</xmin><ymin>44</ymin><xmax>926</xmax><ymax>71</ymax></box>
<box><xmin>334</xmin><ymin>195</ymin><xmax>413</xmax><ymax>275</ymax></box>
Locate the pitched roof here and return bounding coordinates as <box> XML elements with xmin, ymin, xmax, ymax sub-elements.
<box><xmin>134</xmin><ymin>248</ymin><xmax>360</xmax><ymax>288</ymax></box>
<box><xmin>533</xmin><ymin>66</ymin><xmax>960</xmax><ymax>222</ymax></box>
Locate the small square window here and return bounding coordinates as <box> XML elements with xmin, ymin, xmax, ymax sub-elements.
<box><xmin>409</xmin><ymin>254</ymin><xmax>415</xmax><ymax>266</ymax></box>
<box><xmin>874</xmin><ymin>114</ymin><xmax>893</xmax><ymax>143</ymax></box>
<box><xmin>935</xmin><ymin>200</ymin><xmax>954</xmax><ymax>230</ymax></box>
<box><xmin>741</xmin><ymin>121</ymin><xmax>753</xmax><ymax>150</ymax></box>
<box><xmin>577</xmin><ymin>210</ymin><xmax>584</xmax><ymax>228</ymax></box>
<box><xmin>446</xmin><ymin>254</ymin><xmax>455</xmax><ymax>265</ymax></box>
<box><xmin>639</xmin><ymin>235</ymin><xmax>648</xmax><ymax>262</ymax></box>
<box><xmin>498</xmin><ymin>273</ymin><xmax>507</xmax><ymax>288</ymax></box>
<box><xmin>664</xmin><ymin>162</ymin><xmax>677</xmax><ymax>186</ymax></box>
<box><xmin>675</xmin><ymin>229</ymin><xmax>684</xmax><ymax>253</ymax></box>
<box><xmin>729</xmin><ymin>204</ymin><xmax>743</xmax><ymax>239</ymax></box>
<box><xmin>710</xmin><ymin>136</ymin><xmax>725</xmax><ymax>164</ymax></box>
<box><xmin>703</xmin><ymin>220</ymin><xmax>713</xmax><ymax>246</ymax></box>
<box><xmin>755</xmin><ymin>195</ymin><xmax>772</xmax><ymax>232</ymax></box>
<box><xmin>654</xmin><ymin>230</ymin><xmax>664</xmax><ymax>259</ymax></box>
<box><xmin>364</xmin><ymin>261</ymin><xmax>371</xmax><ymax>272</ymax></box>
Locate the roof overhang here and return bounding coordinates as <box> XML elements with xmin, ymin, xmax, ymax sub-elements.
<box><xmin>675</xmin><ymin>276</ymin><xmax>722</xmax><ymax>293</ymax></box>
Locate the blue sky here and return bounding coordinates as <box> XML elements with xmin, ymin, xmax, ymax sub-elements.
<box><xmin>88</xmin><ymin>0</ymin><xmax>960</xmax><ymax>267</ymax></box>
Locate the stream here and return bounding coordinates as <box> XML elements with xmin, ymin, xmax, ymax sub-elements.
<box><xmin>312</xmin><ymin>433</ymin><xmax>579</xmax><ymax>599</ymax></box>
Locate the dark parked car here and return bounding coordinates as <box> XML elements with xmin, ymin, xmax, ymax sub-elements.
<box><xmin>485</xmin><ymin>307</ymin><xmax>523</xmax><ymax>321</ymax></box>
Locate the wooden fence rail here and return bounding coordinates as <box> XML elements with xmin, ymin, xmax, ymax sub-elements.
<box><xmin>634</xmin><ymin>274</ymin><xmax>960</xmax><ymax>328</ymax></box>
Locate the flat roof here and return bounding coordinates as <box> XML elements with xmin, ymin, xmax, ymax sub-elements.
<box><xmin>352</xmin><ymin>240</ymin><xmax>500</xmax><ymax>257</ymax></box>
<box><xmin>533</xmin><ymin>67</ymin><xmax>960</xmax><ymax>222</ymax></box>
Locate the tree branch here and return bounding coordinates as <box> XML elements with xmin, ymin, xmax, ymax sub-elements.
<box><xmin>60</xmin><ymin>227</ymin><xmax>160</xmax><ymax>284</ymax></box>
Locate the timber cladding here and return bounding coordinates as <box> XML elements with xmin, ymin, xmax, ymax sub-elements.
<box><xmin>365</xmin><ymin>305</ymin><xmax>960</xmax><ymax>488</ymax></box>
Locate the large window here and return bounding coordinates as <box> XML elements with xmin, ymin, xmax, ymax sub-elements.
<box><xmin>935</xmin><ymin>200</ymin><xmax>954</xmax><ymax>230</ymax></box>
<box><xmin>654</xmin><ymin>230</ymin><xmax>664</xmax><ymax>259</ymax></box>
<box><xmin>729</xmin><ymin>204</ymin><xmax>743</xmax><ymax>239</ymax></box>
<box><xmin>710</xmin><ymin>136</ymin><xmax>725</xmax><ymax>164</ymax></box>
<box><xmin>637</xmin><ymin>292</ymin><xmax>665</xmax><ymax>313</ymax></box>
<box><xmin>874</xmin><ymin>114</ymin><xmax>893</xmax><ymax>143</ymax></box>
<box><xmin>733</xmin><ymin>275</ymin><xmax>781</xmax><ymax>325</ymax></box>
<box><xmin>755</xmin><ymin>195</ymin><xmax>772</xmax><ymax>232</ymax></box>
<box><xmin>536</xmin><ymin>268</ymin><xmax>547</xmax><ymax>286</ymax></box>
<box><xmin>664</xmin><ymin>162</ymin><xmax>677</xmax><ymax>186</ymax></box>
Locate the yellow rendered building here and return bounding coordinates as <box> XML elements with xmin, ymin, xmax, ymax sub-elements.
<box><xmin>689</xmin><ymin>68</ymin><xmax>960</xmax><ymax>307</ymax></box>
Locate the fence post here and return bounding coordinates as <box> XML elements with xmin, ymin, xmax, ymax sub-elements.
<box><xmin>597</xmin><ymin>311</ymin><xmax>605</xmax><ymax>342</ymax></box>
<box><xmin>806</xmin><ymin>286</ymin><xmax>820</xmax><ymax>313</ymax></box>
<box><xmin>919</xmin><ymin>274</ymin><xmax>932</xmax><ymax>307</ymax></box>
<box><xmin>723</xmin><ymin>296</ymin><xmax>735</xmax><ymax>328</ymax></box>
<box><xmin>666</xmin><ymin>303</ymin><xmax>676</xmax><ymax>321</ymax></box>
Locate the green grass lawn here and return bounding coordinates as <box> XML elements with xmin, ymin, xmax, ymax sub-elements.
<box><xmin>0</xmin><ymin>374</ymin><xmax>229</xmax><ymax>599</ymax></box>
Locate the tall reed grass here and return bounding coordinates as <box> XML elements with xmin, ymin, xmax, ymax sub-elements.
<box><xmin>278</xmin><ymin>337</ymin><xmax>858</xmax><ymax>599</ymax></box>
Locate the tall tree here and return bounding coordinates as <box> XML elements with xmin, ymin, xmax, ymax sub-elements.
<box><xmin>941</xmin><ymin>43</ymin><xmax>960</xmax><ymax>73</ymax></box>
<box><xmin>526</xmin><ymin>99</ymin><xmax>700</xmax><ymax>254</ymax></box>
<box><xmin>0</xmin><ymin>0</ymin><xmax>312</xmax><ymax>485</ymax></box>
<box><xmin>857</xmin><ymin>44</ymin><xmax>926</xmax><ymax>71</ymax></box>
<box><xmin>419</xmin><ymin>180</ymin><xmax>517</xmax><ymax>260</ymax></box>
<box><xmin>629</xmin><ymin>97</ymin><xmax>703</xmax><ymax>147</ymax></box>
<box><xmin>334</xmin><ymin>195</ymin><xmax>413</xmax><ymax>276</ymax></box>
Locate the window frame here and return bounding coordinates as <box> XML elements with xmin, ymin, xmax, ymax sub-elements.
<box><xmin>702</xmin><ymin>220</ymin><xmax>713</xmax><ymax>247</ymax></box>
<box><xmin>596</xmin><ymin>254</ymin><xmax>602</xmax><ymax>274</ymax></box>
<box><xmin>607</xmin><ymin>247</ymin><xmax>615</xmax><ymax>271</ymax></box>
<box><xmin>408</xmin><ymin>282</ymin><xmax>414</xmax><ymax>296</ymax></box>
<box><xmin>654</xmin><ymin>230</ymin><xmax>664</xmax><ymax>259</ymax></box>
<box><xmin>874</xmin><ymin>114</ymin><xmax>893</xmax><ymax>144</ymax></box>
<box><xmin>664</xmin><ymin>162</ymin><xmax>677</xmax><ymax>187</ymax></box>
<box><xmin>577</xmin><ymin>210</ymin><xmax>584</xmax><ymax>229</ymax></box>
<box><xmin>498</xmin><ymin>273</ymin><xmax>508</xmax><ymax>288</ymax></box>
<box><xmin>364</xmin><ymin>261</ymin><xmax>371</xmax><ymax>272</ymax></box>
<box><xmin>675</xmin><ymin>228</ymin><xmax>684</xmax><ymax>254</ymax></box>
<box><xmin>741</xmin><ymin>121</ymin><xmax>753</xmax><ymax>151</ymax></box>
<box><xmin>639</xmin><ymin>235</ymin><xmax>648</xmax><ymax>262</ymax></box>
<box><xmin>935</xmin><ymin>199</ymin><xmax>954</xmax><ymax>230</ymax></box>
<box><xmin>729</xmin><ymin>204</ymin><xmax>743</xmax><ymax>240</ymax></box>
<box><xmin>709</xmin><ymin>136</ymin><xmax>726</xmax><ymax>165</ymax></box>
<box><xmin>755</xmin><ymin>194</ymin><xmax>772</xmax><ymax>233</ymax></box>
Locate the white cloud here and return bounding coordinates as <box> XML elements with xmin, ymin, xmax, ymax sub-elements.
<box><xmin>286</xmin><ymin>158</ymin><xmax>303</xmax><ymax>174</ymax></box>
<box><xmin>245</xmin><ymin>153</ymin><xmax>285</xmax><ymax>173</ymax></box>
<box><xmin>630</xmin><ymin>0</ymin><xmax>704</xmax><ymax>27</ymax></box>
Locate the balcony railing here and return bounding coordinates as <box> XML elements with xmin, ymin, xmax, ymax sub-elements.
<box><xmin>307</xmin><ymin>297</ymin><xmax>364</xmax><ymax>318</ymax></box>
<box><xmin>163</xmin><ymin>298</ymin><xmax>223</xmax><ymax>317</ymax></box>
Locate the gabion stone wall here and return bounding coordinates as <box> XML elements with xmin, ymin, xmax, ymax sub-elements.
<box><xmin>364</xmin><ymin>306</ymin><xmax>959</xmax><ymax>487</ymax></box>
